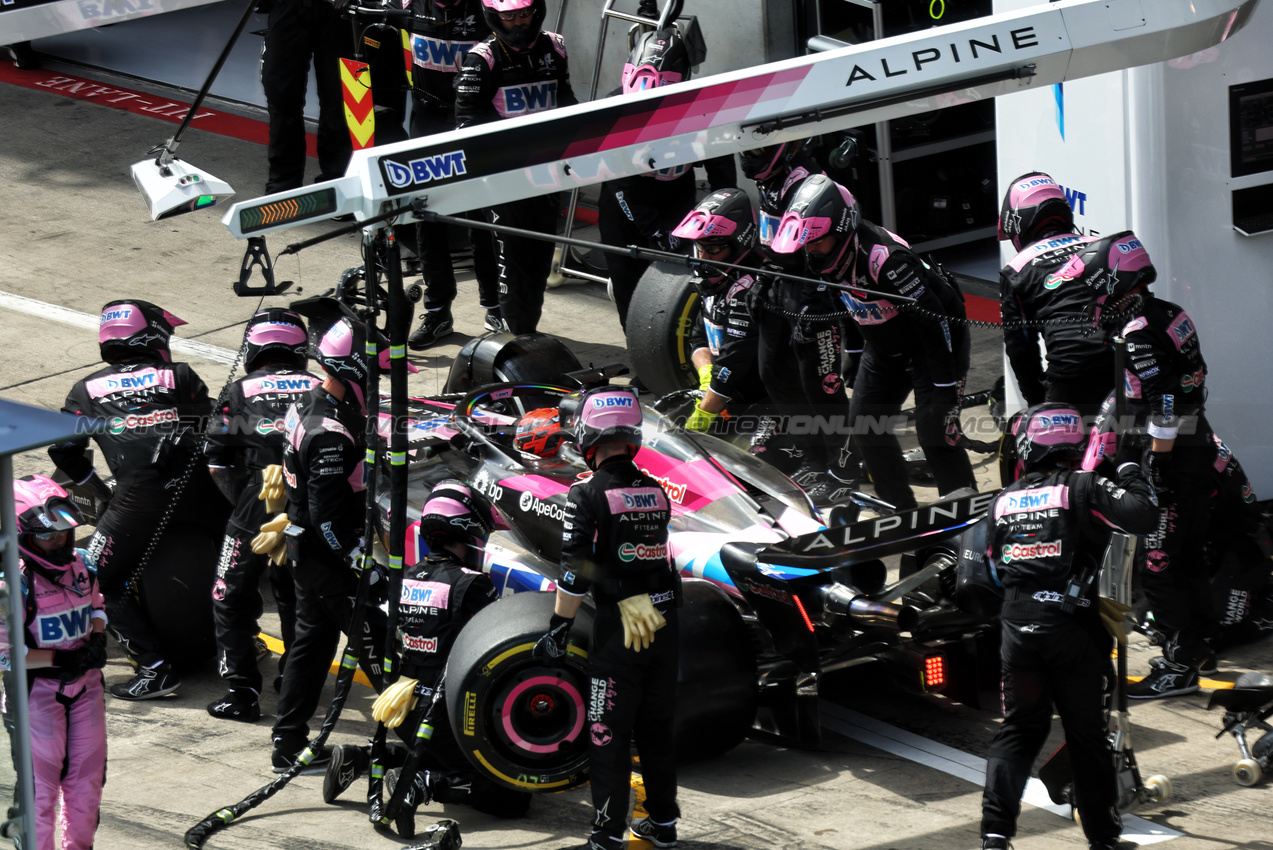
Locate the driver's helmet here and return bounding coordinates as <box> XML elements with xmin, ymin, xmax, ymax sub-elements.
<box><xmin>671</xmin><ymin>188</ymin><xmax>757</xmax><ymax>294</ymax></box>
<box><xmin>481</xmin><ymin>0</ymin><xmax>545</xmax><ymax>52</ymax></box>
<box><xmin>244</xmin><ymin>308</ymin><xmax>308</xmax><ymax>372</ymax></box>
<box><xmin>997</xmin><ymin>171</ymin><xmax>1075</xmax><ymax>252</ymax></box>
<box><xmin>1014</xmin><ymin>403</ymin><xmax>1086</xmax><ymax>472</ymax></box>
<box><xmin>769</xmin><ymin>174</ymin><xmax>861</xmax><ymax>277</ymax></box>
<box><xmin>514</xmin><ymin>407</ymin><xmax>567</xmax><ymax>458</ymax></box>
<box><xmin>314</xmin><ymin>317</ymin><xmax>417</xmax><ymax>415</ymax></box>
<box><xmin>575</xmin><ymin>387</ymin><xmax>642</xmax><ymax>469</ymax></box>
<box><xmin>418</xmin><ymin>479</ymin><xmax>496</xmax><ymax>550</ymax></box>
<box><xmin>98</xmin><ymin>300</ymin><xmax>186</xmax><ymax>364</ymax></box>
<box><xmin>740</xmin><ymin>139</ymin><xmax>806</xmax><ymax>182</ymax></box>
<box><xmin>622</xmin><ymin>27</ymin><xmax>690</xmax><ymax>93</ymax></box>
<box><xmin>14</xmin><ymin>474</ymin><xmax>83</xmax><ymax>567</ymax></box>
<box><xmin>1050</xmin><ymin>231</ymin><xmax>1156</xmax><ymax>325</ymax></box>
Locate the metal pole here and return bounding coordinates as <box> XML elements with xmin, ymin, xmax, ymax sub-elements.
<box><xmin>0</xmin><ymin>455</ymin><xmax>37</xmax><ymax>850</ymax></box>
<box><xmin>381</xmin><ymin>227</ymin><xmax>408</xmax><ymax>682</ymax></box>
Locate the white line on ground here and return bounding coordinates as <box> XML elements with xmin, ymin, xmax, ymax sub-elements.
<box><xmin>820</xmin><ymin>702</ymin><xmax>1182</xmax><ymax>845</ymax></box>
<box><xmin>0</xmin><ymin>291</ymin><xmax>240</xmax><ymax>365</ymax></box>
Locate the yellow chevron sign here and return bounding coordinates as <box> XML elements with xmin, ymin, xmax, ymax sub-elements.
<box><xmin>340</xmin><ymin>57</ymin><xmax>375</xmax><ymax>150</ymax></box>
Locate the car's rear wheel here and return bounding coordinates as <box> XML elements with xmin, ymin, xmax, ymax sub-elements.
<box><xmin>673</xmin><ymin>579</ymin><xmax>758</xmax><ymax>761</ymax></box>
<box><xmin>624</xmin><ymin>263</ymin><xmax>699</xmax><ymax>396</ymax></box>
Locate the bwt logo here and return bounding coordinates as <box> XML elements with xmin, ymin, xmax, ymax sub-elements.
<box><xmin>621</xmin><ymin>492</ymin><xmax>658</xmax><ymax>509</ymax></box>
<box><xmin>101</xmin><ymin>309</ymin><xmax>133</xmax><ymax>323</ymax></box>
<box><xmin>1116</xmin><ymin>238</ymin><xmax>1143</xmax><ymax>254</ymax></box>
<box><xmin>1038</xmin><ymin>413</ymin><xmax>1080</xmax><ymax>428</ymax></box>
<box><xmin>384</xmin><ymin>150</ymin><xmax>468</xmax><ymax>189</ymax></box>
<box><xmin>591</xmin><ymin>396</ymin><xmax>633</xmax><ymax>409</ymax></box>
<box><xmin>1057</xmin><ymin>184</ymin><xmax>1087</xmax><ymax>216</ymax></box>
<box><xmin>106</xmin><ymin>373</ymin><xmax>158</xmax><ymax>390</ymax></box>
<box><xmin>260</xmin><ymin>378</ymin><xmax>314</xmax><ymax>391</ymax></box>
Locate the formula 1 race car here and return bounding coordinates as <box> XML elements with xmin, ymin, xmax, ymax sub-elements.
<box><xmin>373</xmin><ymin>332</ymin><xmax>1000</xmax><ymax>793</ymax></box>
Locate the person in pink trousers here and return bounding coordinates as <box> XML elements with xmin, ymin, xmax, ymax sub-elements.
<box><xmin>6</xmin><ymin>474</ymin><xmax>108</xmax><ymax>850</ymax></box>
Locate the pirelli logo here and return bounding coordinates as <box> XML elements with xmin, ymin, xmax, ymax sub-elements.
<box><xmin>464</xmin><ymin>691</ymin><xmax>477</xmax><ymax>736</ymax></box>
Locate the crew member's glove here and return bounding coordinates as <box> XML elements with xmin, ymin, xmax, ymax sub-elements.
<box><xmin>531</xmin><ymin>613</ymin><xmax>574</xmax><ymax>664</ymax></box>
<box><xmin>372</xmin><ymin>677</ymin><xmax>420</xmax><ymax>729</ymax></box>
<box><xmin>1099</xmin><ymin>597</ymin><xmax>1133</xmax><ymax>645</ymax></box>
<box><xmin>84</xmin><ymin>631</ymin><xmax>108</xmax><ymax>670</ymax></box>
<box><xmin>259</xmin><ymin>464</ymin><xmax>286</xmax><ymax>514</ymax></box>
<box><xmin>685</xmin><ymin>404</ymin><xmax>717</xmax><ymax>433</ymax></box>
<box><xmin>617</xmin><ymin>593</ymin><xmax>667</xmax><ymax>652</ymax></box>
<box><xmin>251</xmin><ymin>513</ymin><xmax>290</xmax><ymax>566</ymax></box>
<box><xmin>347</xmin><ymin>539</ymin><xmax>368</xmax><ymax>573</ymax></box>
<box><xmin>53</xmin><ymin>646</ymin><xmax>87</xmax><ymax>682</ymax></box>
<box><xmin>1144</xmin><ymin>450</ymin><xmax>1173</xmax><ymax>497</ymax></box>
<box><xmin>696</xmin><ymin>364</ymin><xmax>714</xmax><ymax>393</ymax></box>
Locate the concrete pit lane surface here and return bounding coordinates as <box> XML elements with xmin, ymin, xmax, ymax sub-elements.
<box><xmin>2</xmin><ymin>63</ymin><xmax>1273</xmax><ymax>850</ymax></box>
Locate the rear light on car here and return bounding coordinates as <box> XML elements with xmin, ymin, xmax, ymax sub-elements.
<box><xmin>922</xmin><ymin>654</ymin><xmax>946</xmax><ymax>691</ymax></box>
<box><xmin>792</xmin><ymin>595</ymin><xmax>816</xmax><ymax>633</ymax></box>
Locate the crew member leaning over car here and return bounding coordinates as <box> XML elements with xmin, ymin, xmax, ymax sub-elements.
<box><xmin>532</xmin><ymin>386</ymin><xmax>682</xmax><ymax>850</ymax></box>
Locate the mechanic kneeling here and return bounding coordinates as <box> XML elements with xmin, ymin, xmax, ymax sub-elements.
<box><xmin>979</xmin><ymin>403</ymin><xmax>1158</xmax><ymax>850</ymax></box>
<box><xmin>322</xmin><ymin>480</ymin><xmax>531</xmax><ymax>834</ymax></box>
<box><xmin>533</xmin><ymin>386</ymin><xmax>682</xmax><ymax>850</ymax></box>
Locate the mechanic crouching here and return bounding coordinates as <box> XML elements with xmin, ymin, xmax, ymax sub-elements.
<box><xmin>533</xmin><ymin>386</ymin><xmax>682</xmax><ymax>850</ymax></box>
<box><xmin>268</xmin><ymin>316</ymin><xmax>401</xmax><ymax>773</ymax></box>
<box><xmin>323</xmin><ymin>480</ymin><xmax>532</xmax><ymax>835</ymax></box>
<box><xmin>978</xmin><ymin>403</ymin><xmax>1158</xmax><ymax>850</ymax></box>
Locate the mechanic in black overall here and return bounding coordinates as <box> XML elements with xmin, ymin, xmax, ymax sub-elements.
<box><xmin>998</xmin><ymin>171</ymin><xmax>1111</xmax><ymax>417</ymax></box>
<box><xmin>454</xmin><ymin>0</ymin><xmax>577</xmax><ymax>334</ymax></box>
<box><xmin>595</xmin><ymin>25</ymin><xmax>734</xmax><ymax>332</ymax></box>
<box><xmin>1072</xmin><ymin>232</ymin><xmax>1221</xmax><ymax>698</ymax></box>
<box><xmin>203</xmin><ymin>309</ymin><xmax>320</xmax><ymax>722</ymax></box>
<box><xmin>321</xmin><ymin>480</ymin><xmax>531</xmax><ymax>833</ymax></box>
<box><xmin>670</xmin><ymin>188</ymin><xmax>766</xmax><ymax>437</ymax></box>
<box><xmin>270</xmin><ymin>316</ymin><xmax>396</xmax><ymax>772</ymax></box>
<box><xmin>771</xmin><ymin>174</ymin><xmax>976</xmax><ymax>510</ymax></box>
<box><xmin>403</xmin><ymin>0</ymin><xmax>504</xmax><ymax>349</ymax></box>
<box><xmin>532</xmin><ymin>386</ymin><xmax>682</xmax><ymax>850</ymax></box>
<box><xmin>743</xmin><ymin>139</ymin><xmax>857</xmax><ymax>494</ymax></box>
<box><xmin>979</xmin><ymin>402</ymin><xmax>1158</xmax><ymax>850</ymax></box>
<box><xmin>49</xmin><ymin>300</ymin><xmax>213</xmax><ymax>701</ymax></box>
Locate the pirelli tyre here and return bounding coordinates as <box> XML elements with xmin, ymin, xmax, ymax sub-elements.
<box><xmin>445</xmin><ymin>591</ymin><xmax>595</xmax><ymax>793</ymax></box>
<box><xmin>673</xmin><ymin>579</ymin><xmax>757</xmax><ymax>761</ymax></box>
<box><xmin>624</xmin><ymin>263</ymin><xmax>699</xmax><ymax>396</ymax></box>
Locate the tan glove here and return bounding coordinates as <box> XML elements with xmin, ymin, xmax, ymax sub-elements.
<box><xmin>251</xmin><ymin>513</ymin><xmax>290</xmax><ymax>566</ymax></box>
<box><xmin>1099</xmin><ymin>597</ymin><xmax>1132</xmax><ymax>645</ymax></box>
<box><xmin>617</xmin><ymin>593</ymin><xmax>667</xmax><ymax>652</ymax></box>
<box><xmin>371</xmin><ymin>677</ymin><xmax>419</xmax><ymax>729</ymax></box>
<box><xmin>259</xmin><ymin>464</ymin><xmax>286</xmax><ymax>514</ymax></box>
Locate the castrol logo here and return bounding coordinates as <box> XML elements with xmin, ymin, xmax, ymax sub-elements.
<box><xmin>617</xmin><ymin>542</ymin><xmax>667</xmax><ymax>562</ymax></box>
<box><xmin>1001</xmin><ymin>540</ymin><xmax>1062</xmax><ymax>562</ymax></box>
<box><xmin>403</xmin><ymin>634</ymin><xmax>439</xmax><ymax>653</ymax></box>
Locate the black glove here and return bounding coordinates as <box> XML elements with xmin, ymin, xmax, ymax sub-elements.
<box><xmin>84</xmin><ymin>632</ymin><xmax>108</xmax><ymax>671</ymax></box>
<box><xmin>531</xmin><ymin>614</ymin><xmax>574</xmax><ymax>664</ymax></box>
<box><xmin>1144</xmin><ymin>449</ymin><xmax>1173</xmax><ymax>496</ymax></box>
<box><xmin>53</xmin><ymin>647</ymin><xmax>87</xmax><ymax>682</ymax></box>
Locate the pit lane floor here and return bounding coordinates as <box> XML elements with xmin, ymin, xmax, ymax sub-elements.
<box><xmin>2</xmin><ymin>61</ymin><xmax>1273</xmax><ymax>850</ymax></box>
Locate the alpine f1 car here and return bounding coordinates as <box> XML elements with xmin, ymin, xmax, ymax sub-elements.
<box><xmin>374</xmin><ymin>333</ymin><xmax>1001</xmax><ymax>793</ymax></box>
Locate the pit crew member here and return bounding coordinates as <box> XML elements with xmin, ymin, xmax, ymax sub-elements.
<box><xmin>532</xmin><ymin>386</ymin><xmax>682</xmax><ymax>850</ymax></box>
<box><xmin>454</xmin><ymin>0</ymin><xmax>577</xmax><ymax>334</ymax></box>
<box><xmin>48</xmin><ymin>300</ymin><xmax>212</xmax><ymax>700</ymax></box>
<box><xmin>979</xmin><ymin>403</ymin><xmax>1157</xmax><ymax>850</ymax></box>
<box><xmin>203</xmin><ymin>309</ymin><xmax>319</xmax><ymax>722</ymax></box>
<box><xmin>771</xmin><ymin>174</ymin><xmax>976</xmax><ymax>510</ymax></box>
